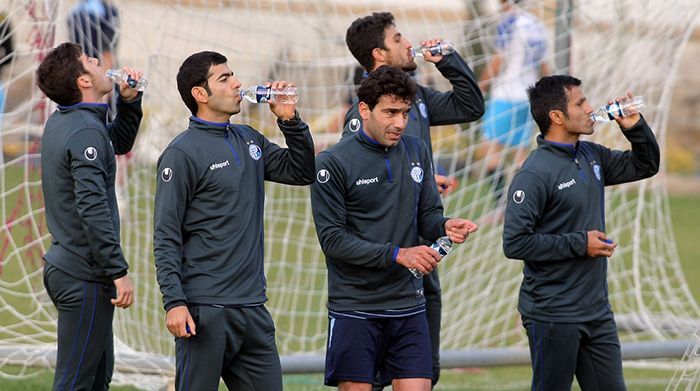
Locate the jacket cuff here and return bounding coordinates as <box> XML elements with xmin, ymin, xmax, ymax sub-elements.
<box><xmin>165</xmin><ymin>300</ymin><xmax>187</xmax><ymax>312</ymax></box>
<box><xmin>110</xmin><ymin>270</ymin><xmax>128</xmax><ymax>281</ymax></box>
<box><xmin>277</xmin><ymin>110</ymin><xmax>302</xmax><ymax>127</ymax></box>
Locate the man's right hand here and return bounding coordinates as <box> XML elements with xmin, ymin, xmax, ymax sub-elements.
<box><xmin>396</xmin><ymin>246</ymin><xmax>441</xmax><ymax>276</ymax></box>
<box><xmin>111</xmin><ymin>275</ymin><xmax>134</xmax><ymax>308</ymax></box>
<box><xmin>586</xmin><ymin>230</ymin><xmax>617</xmax><ymax>258</ymax></box>
<box><xmin>166</xmin><ymin>305</ymin><xmax>197</xmax><ymax>338</ymax></box>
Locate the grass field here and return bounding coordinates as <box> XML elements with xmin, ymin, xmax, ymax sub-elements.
<box><xmin>0</xmin><ymin>192</ymin><xmax>697</xmax><ymax>390</ymax></box>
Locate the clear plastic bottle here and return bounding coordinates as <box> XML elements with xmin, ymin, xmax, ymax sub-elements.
<box><xmin>105</xmin><ymin>69</ymin><xmax>148</xmax><ymax>91</ymax></box>
<box><xmin>411</xmin><ymin>41</ymin><xmax>455</xmax><ymax>58</ymax></box>
<box><xmin>240</xmin><ymin>85</ymin><xmax>299</xmax><ymax>104</ymax></box>
<box><xmin>409</xmin><ymin>236</ymin><xmax>453</xmax><ymax>278</ymax></box>
<box><xmin>591</xmin><ymin>96</ymin><xmax>645</xmax><ymax>123</ymax></box>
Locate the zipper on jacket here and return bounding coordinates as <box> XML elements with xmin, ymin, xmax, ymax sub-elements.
<box><xmin>224</xmin><ymin>130</ymin><xmax>242</xmax><ymax>166</ymax></box>
<box><xmin>384</xmin><ymin>147</ymin><xmax>394</xmax><ymax>183</ymax></box>
<box><xmin>574</xmin><ymin>157</ymin><xmax>587</xmax><ymax>182</ymax></box>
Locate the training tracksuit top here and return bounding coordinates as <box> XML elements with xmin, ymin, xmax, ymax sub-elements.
<box><xmin>42</xmin><ymin>95</ymin><xmax>143</xmax><ymax>284</ymax></box>
<box><xmin>311</xmin><ymin>129</ymin><xmax>449</xmax><ymax>312</ymax></box>
<box><xmin>153</xmin><ymin>116</ymin><xmax>315</xmax><ymax>311</ymax></box>
<box><xmin>503</xmin><ymin>116</ymin><xmax>660</xmax><ymax>322</ymax></box>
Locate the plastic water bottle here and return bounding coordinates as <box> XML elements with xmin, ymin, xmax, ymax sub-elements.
<box><xmin>591</xmin><ymin>96</ymin><xmax>645</xmax><ymax>123</ymax></box>
<box><xmin>105</xmin><ymin>69</ymin><xmax>148</xmax><ymax>91</ymax></box>
<box><xmin>240</xmin><ymin>85</ymin><xmax>298</xmax><ymax>104</ymax></box>
<box><xmin>409</xmin><ymin>236</ymin><xmax>453</xmax><ymax>278</ymax></box>
<box><xmin>412</xmin><ymin>41</ymin><xmax>455</xmax><ymax>58</ymax></box>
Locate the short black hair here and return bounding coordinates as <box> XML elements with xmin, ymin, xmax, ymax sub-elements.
<box><xmin>36</xmin><ymin>42</ymin><xmax>86</xmax><ymax>106</ymax></box>
<box><xmin>357</xmin><ymin>65</ymin><xmax>416</xmax><ymax>111</ymax></box>
<box><xmin>346</xmin><ymin>12</ymin><xmax>395</xmax><ymax>72</ymax></box>
<box><xmin>527</xmin><ymin>75</ymin><xmax>582</xmax><ymax>134</ymax></box>
<box><xmin>176</xmin><ymin>51</ymin><xmax>228</xmax><ymax>116</ymax></box>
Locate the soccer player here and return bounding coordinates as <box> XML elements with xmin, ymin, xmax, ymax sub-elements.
<box><xmin>37</xmin><ymin>42</ymin><xmax>143</xmax><ymax>390</ymax></box>
<box><xmin>342</xmin><ymin>12</ymin><xmax>485</xmax><ymax>386</ymax></box>
<box><xmin>153</xmin><ymin>51</ymin><xmax>315</xmax><ymax>390</ymax></box>
<box><xmin>311</xmin><ymin>65</ymin><xmax>478</xmax><ymax>391</ymax></box>
<box><xmin>503</xmin><ymin>75</ymin><xmax>660</xmax><ymax>390</ymax></box>
<box><xmin>479</xmin><ymin>0</ymin><xmax>551</xmax><ymax>202</ymax></box>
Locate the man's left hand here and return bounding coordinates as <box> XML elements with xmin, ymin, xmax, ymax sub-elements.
<box><xmin>118</xmin><ymin>67</ymin><xmax>143</xmax><ymax>101</ymax></box>
<box><xmin>613</xmin><ymin>91</ymin><xmax>641</xmax><ymax>130</ymax></box>
<box><xmin>444</xmin><ymin>218</ymin><xmax>478</xmax><ymax>243</ymax></box>
<box><xmin>268</xmin><ymin>80</ymin><xmax>297</xmax><ymax>121</ymax></box>
<box><xmin>418</xmin><ymin>38</ymin><xmax>444</xmax><ymax>63</ymax></box>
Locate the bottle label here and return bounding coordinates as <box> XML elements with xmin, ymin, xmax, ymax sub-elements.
<box><xmin>255</xmin><ymin>86</ymin><xmax>272</xmax><ymax>103</ymax></box>
<box><xmin>430</xmin><ymin>241</ymin><xmax>450</xmax><ymax>257</ymax></box>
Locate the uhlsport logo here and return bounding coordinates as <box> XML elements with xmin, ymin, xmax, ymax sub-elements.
<box><xmin>410</xmin><ymin>166</ymin><xmax>424</xmax><ymax>183</ymax></box>
<box><xmin>209</xmin><ymin>160</ymin><xmax>230</xmax><ymax>171</ymax></box>
<box><xmin>355</xmin><ymin>177</ymin><xmax>379</xmax><ymax>186</ymax></box>
<box><xmin>349</xmin><ymin>118</ymin><xmax>361</xmax><ymax>132</ymax></box>
<box><xmin>317</xmin><ymin>169</ymin><xmax>330</xmax><ymax>183</ymax></box>
<box><xmin>513</xmin><ymin>189</ymin><xmax>525</xmax><ymax>204</ymax></box>
<box><xmin>161</xmin><ymin>167</ymin><xmax>173</xmax><ymax>182</ymax></box>
<box><xmin>557</xmin><ymin>178</ymin><xmax>576</xmax><ymax>190</ymax></box>
<box><xmin>248</xmin><ymin>144</ymin><xmax>262</xmax><ymax>160</ymax></box>
<box><xmin>84</xmin><ymin>146</ymin><xmax>97</xmax><ymax>161</ymax></box>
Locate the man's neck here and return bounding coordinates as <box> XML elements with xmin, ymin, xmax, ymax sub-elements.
<box><xmin>196</xmin><ymin>111</ymin><xmax>231</xmax><ymax>124</ymax></box>
<box><xmin>544</xmin><ymin>128</ymin><xmax>579</xmax><ymax>145</ymax></box>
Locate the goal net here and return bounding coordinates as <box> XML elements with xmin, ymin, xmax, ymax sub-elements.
<box><xmin>0</xmin><ymin>0</ymin><xmax>698</xmax><ymax>388</ymax></box>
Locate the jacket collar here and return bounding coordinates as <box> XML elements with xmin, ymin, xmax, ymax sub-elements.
<box><xmin>354</xmin><ymin>128</ymin><xmax>397</xmax><ymax>153</ymax></box>
<box><xmin>189</xmin><ymin>116</ymin><xmax>229</xmax><ymax>135</ymax></box>
<box><xmin>57</xmin><ymin>102</ymin><xmax>110</xmax><ymax>124</ymax></box>
<box><xmin>537</xmin><ymin>134</ymin><xmax>579</xmax><ymax>158</ymax></box>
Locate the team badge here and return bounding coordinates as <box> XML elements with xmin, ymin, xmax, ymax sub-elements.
<box><xmin>349</xmin><ymin>118</ymin><xmax>361</xmax><ymax>132</ymax></box>
<box><xmin>593</xmin><ymin>164</ymin><xmax>601</xmax><ymax>181</ymax></box>
<box><xmin>248</xmin><ymin>144</ymin><xmax>262</xmax><ymax>160</ymax></box>
<box><xmin>161</xmin><ymin>167</ymin><xmax>173</xmax><ymax>182</ymax></box>
<box><xmin>410</xmin><ymin>166</ymin><xmax>424</xmax><ymax>183</ymax></box>
<box><xmin>418</xmin><ymin>102</ymin><xmax>428</xmax><ymax>118</ymax></box>
<box><xmin>84</xmin><ymin>147</ymin><xmax>97</xmax><ymax>161</ymax></box>
<box><xmin>513</xmin><ymin>190</ymin><xmax>525</xmax><ymax>204</ymax></box>
<box><xmin>317</xmin><ymin>169</ymin><xmax>330</xmax><ymax>183</ymax></box>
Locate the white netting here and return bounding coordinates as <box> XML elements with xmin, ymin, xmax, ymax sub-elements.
<box><xmin>0</xmin><ymin>0</ymin><xmax>698</xmax><ymax>389</ymax></box>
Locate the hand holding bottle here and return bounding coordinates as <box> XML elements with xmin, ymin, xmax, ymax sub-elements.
<box><xmin>591</xmin><ymin>92</ymin><xmax>644</xmax><ymax>128</ymax></box>
<box><xmin>412</xmin><ymin>39</ymin><xmax>454</xmax><ymax>62</ymax></box>
<box><xmin>105</xmin><ymin>67</ymin><xmax>147</xmax><ymax>98</ymax></box>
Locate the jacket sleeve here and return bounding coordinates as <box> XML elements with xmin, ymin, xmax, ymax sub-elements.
<box><xmin>68</xmin><ymin>129</ymin><xmax>128</xmax><ymax>279</ymax></box>
<box><xmin>416</xmin><ymin>141</ymin><xmax>448</xmax><ymax>241</ymax></box>
<box><xmin>594</xmin><ymin>115</ymin><xmax>660</xmax><ymax>186</ymax></box>
<box><xmin>310</xmin><ymin>152</ymin><xmax>396</xmax><ymax>269</ymax></box>
<box><xmin>257</xmin><ymin>119</ymin><xmax>315</xmax><ymax>185</ymax></box>
<box><xmin>502</xmin><ymin>170</ymin><xmax>588</xmax><ymax>262</ymax></box>
<box><xmin>107</xmin><ymin>93</ymin><xmax>143</xmax><ymax>155</ymax></box>
<box><xmin>153</xmin><ymin>146</ymin><xmax>196</xmax><ymax>311</ymax></box>
<box><xmin>422</xmin><ymin>53</ymin><xmax>485</xmax><ymax>126</ymax></box>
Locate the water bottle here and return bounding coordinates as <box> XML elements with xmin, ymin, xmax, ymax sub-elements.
<box><xmin>591</xmin><ymin>96</ymin><xmax>645</xmax><ymax>123</ymax></box>
<box><xmin>105</xmin><ymin>69</ymin><xmax>148</xmax><ymax>91</ymax></box>
<box><xmin>240</xmin><ymin>85</ymin><xmax>299</xmax><ymax>104</ymax></box>
<box><xmin>412</xmin><ymin>41</ymin><xmax>455</xmax><ymax>58</ymax></box>
<box><xmin>409</xmin><ymin>236</ymin><xmax>453</xmax><ymax>278</ymax></box>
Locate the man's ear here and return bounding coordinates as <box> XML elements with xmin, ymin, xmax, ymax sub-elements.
<box><xmin>358</xmin><ymin>101</ymin><xmax>370</xmax><ymax>121</ymax></box>
<box><xmin>191</xmin><ymin>86</ymin><xmax>209</xmax><ymax>104</ymax></box>
<box><xmin>549</xmin><ymin>109</ymin><xmax>565</xmax><ymax>126</ymax></box>
<box><xmin>371</xmin><ymin>47</ymin><xmax>386</xmax><ymax>65</ymax></box>
<box><xmin>77</xmin><ymin>74</ymin><xmax>92</xmax><ymax>90</ymax></box>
